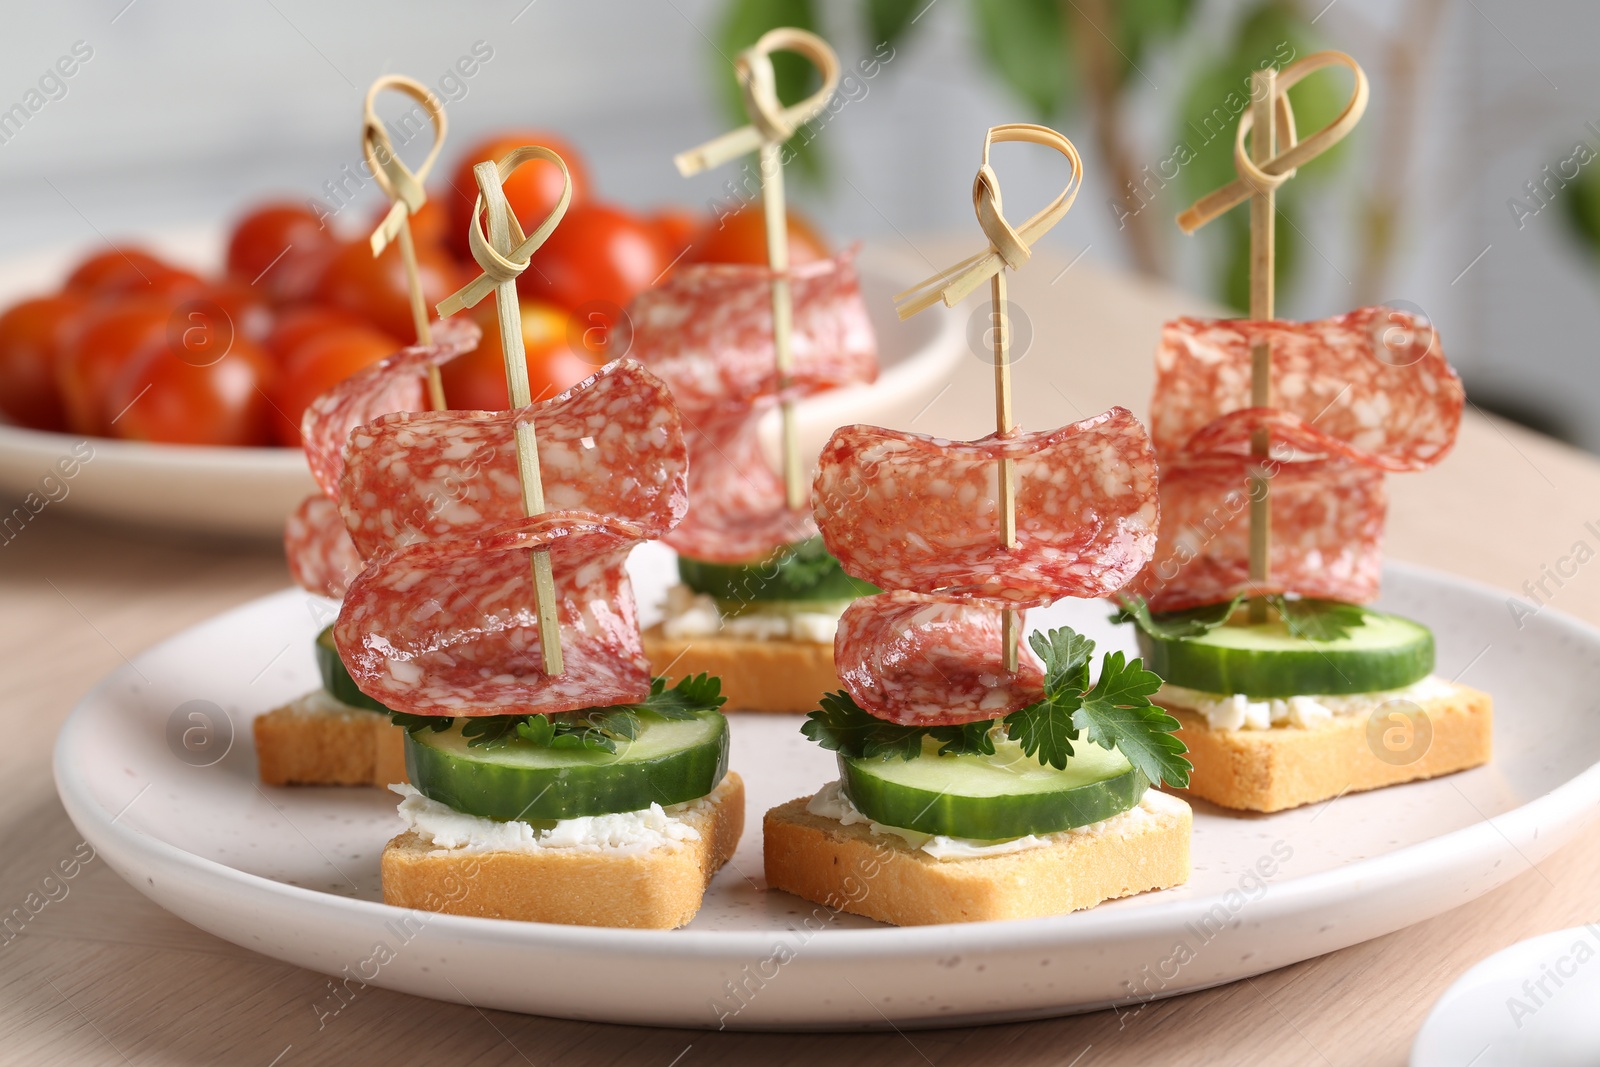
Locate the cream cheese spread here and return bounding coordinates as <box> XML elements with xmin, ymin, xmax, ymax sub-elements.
<box><xmin>804</xmin><ymin>780</ymin><xmax>1184</xmax><ymax>862</ymax></box>
<box><xmin>391</xmin><ymin>781</ymin><xmax>722</xmax><ymax>855</ymax></box>
<box><xmin>1160</xmin><ymin>674</ymin><xmax>1455</xmax><ymax>731</ymax></box>
<box><xmin>659</xmin><ymin>583</ymin><xmax>845</xmax><ymax>644</ymax></box>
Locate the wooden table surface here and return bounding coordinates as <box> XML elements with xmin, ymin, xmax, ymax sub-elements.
<box><xmin>5</xmin><ymin>249</ymin><xmax>1600</xmax><ymax>1067</ymax></box>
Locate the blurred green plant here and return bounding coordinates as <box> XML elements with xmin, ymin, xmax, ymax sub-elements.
<box><xmin>710</xmin><ymin>0</ymin><xmax>1381</xmax><ymax>311</ymax></box>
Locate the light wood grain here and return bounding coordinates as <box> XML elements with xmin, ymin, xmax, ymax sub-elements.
<box><xmin>4</xmin><ymin>245</ymin><xmax>1599</xmax><ymax>1065</ymax></box>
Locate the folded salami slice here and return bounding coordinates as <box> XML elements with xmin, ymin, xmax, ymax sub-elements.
<box><xmin>813</xmin><ymin>407</ymin><xmax>1159</xmax><ymax>606</ymax></box>
<box><xmin>1131</xmin><ymin>456</ymin><xmax>1386</xmax><ymax>612</ymax></box>
<box><xmin>627</xmin><ymin>250</ymin><xmax>877</xmax><ymax>562</ymax></box>
<box><xmin>334</xmin><ymin>511</ymin><xmax>652</xmax><ymax>717</ymax></box>
<box><xmin>1150</xmin><ymin>307</ymin><xmax>1463</xmax><ymax>469</ymax></box>
<box><xmin>338</xmin><ymin>359</ymin><xmax>688</xmax><ymax>559</ymax></box>
<box><xmin>834</xmin><ymin>591</ymin><xmax>1045</xmax><ymax>725</ymax></box>
<box><xmin>284</xmin><ymin>493</ymin><xmax>364</xmax><ymax>600</ymax></box>
<box><xmin>301</xmin><ymin>316</ymin><xmax>481</xmax><ymax>499</ymax></box>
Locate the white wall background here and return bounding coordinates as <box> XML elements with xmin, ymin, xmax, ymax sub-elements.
<box><xmin>0</xmin><ymin>0</ymin><xmax>1593</xmax><ymax>448</ymax></box>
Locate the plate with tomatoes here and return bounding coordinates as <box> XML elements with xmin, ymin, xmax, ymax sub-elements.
<box><xmin>0</xmin><ymin>131</ymin><xmax>962</xmax><ymax>537</ymax></box>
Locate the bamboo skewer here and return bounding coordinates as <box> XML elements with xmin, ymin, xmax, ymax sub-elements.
<box><xmin>436</xmin><ymin>147</ymin><xmax>575</xmax><ymax>676</ymax></box>
<box><xmin>1176</xmin><ymin>51</ymin><xmax>1368</xmax><ymax>622</ymax></box>
<box><xmin>363</xmin><ymin>75</ymin><xmax>449</xmax><ymax>410</ymax></box>
<box><xmin>675</xmin><ymin>27</ymin><xmax>840</xmax><ymax>513</ymax></box>
<box><xmin>896</xmin><ymin>125</ymin><xmax>1084</xmax><ymax>674</ymax></box>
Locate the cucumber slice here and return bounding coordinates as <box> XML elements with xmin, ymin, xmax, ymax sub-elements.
<box><xmin>1136</xmin><ymin>607</ymin><xmax>1434</xmax><ymax>698</ymax></box>
<box><xmin>405</xmin><ymin>709</ymin><xmax>729</xmax><ymax>821</ymax></box>
<box><xmin>678</xmin><ymin>536</ymin><xmax>878</xmax><ymax>602</ymax></box>
<box><xmin>840</xmin><ymin>738</ymin><xmax>1147</xmax><ymax>839</ymax></box>
<box><xmin>315</xmin><ymin>625</ymin><xmax>388</xmax><ymax>713</ymax></box>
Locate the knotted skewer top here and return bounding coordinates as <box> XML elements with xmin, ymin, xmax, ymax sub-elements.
<box><xmin>1177</xmin><ymin>51</ymin><xmax>1368</xmax><ymax>234</ymax></box>
<box><xmin>674</xmin><ymin>27</ymin><xmax>841</xmax><ymax>177</ymax></box>
<box><xmin>363</xmin><ymin>75</ymin><xmax>448</xmax><ymax>257</ymax></box>
<box><xmin>437</xmin><ymin>146</ymin><xmax>573</xmax><ymax>317</ymax></box>
<box><xmin>894</xmin><ymin>124</ymin><xmax>1083</xmax><ymax>319</ymax></box>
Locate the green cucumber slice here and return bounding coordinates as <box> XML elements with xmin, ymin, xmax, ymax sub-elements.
<box><xmin>405</xmin><ymin>709</ymin><xmax>729</xmax><ymax>820</ymax></box>
<box><xmin>840</xmin><ymin>738</ymin><xmax>1147</xmax><ymax>839</ymax></box>
<box><xmin>678</xmin><ymin>536</ymin><xmax>878</xmax><ymax>602</ymax></box>
<box><xmin>315</xmin><ymin>625</ymin><xmax>388</xmax><ymax>713</ymax></box>
<box><xmin>1136</xmin><ymin>607</ymin><xmax>1434</xmax><ymax>698</ymax></box>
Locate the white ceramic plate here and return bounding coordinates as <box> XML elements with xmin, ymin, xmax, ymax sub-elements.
<box><xmin>53</xmin><ymin>556</ymin><xmax>1600</xmax><ymax>1030</ymax></box>
<box><xmin>1412</xmin><ymin>924</ymin><xmax>1600</xmax><ymax>1066</ymax></box>
<box><xmin>0</xmin><ymin>231</ymin><xmax>963</xmax><ymax>537</ymax></box>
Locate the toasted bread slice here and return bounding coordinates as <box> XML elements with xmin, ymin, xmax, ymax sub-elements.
<box><xmin>642</xmin><ymin>623</ymin><xmax>838</xmax><ymax>713</ymax></box>
<box><xmin>1168</xmin><ymin>681</ymin><xmax>1492</xmax><ymax>813</ymax></box>
<box><xmin>254</xmin><ymin>690</ymin><xmax>408</xmax><ymax>787</ymax></box>
<box><xmin>763</xmin><ymin>789</ymin><xmax>1191</xmax><ymax>926</ymax></box>
<box><xmin>381</xmin><ymin>772</ymin><xmax>744</xmax><ymax>929</ymax></box>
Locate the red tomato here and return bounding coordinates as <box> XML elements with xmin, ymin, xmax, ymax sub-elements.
<box><xmin>56</xmin><ymin>298</ymin><xmax>174</xmax><ymax>435</ymax></box>
<box><xmin>107</xmin><ymin>336</ymin><xmax>276</xmax><ymax>446</ymax></box>
<box><xmin>315</xmin><ymin>237</ymin><xmax>460</xmax><ymax>342</ymax></box>
<box><xmin>518</xmin><ymin>203</ymin><xmax>667</xmax><ymax>319</ymax></box>
<box><xmin>686</xmin><ymin>203</ymin><xmax>829</xmax><ymax>265</ymax></box>
<box><xmin>0</xmin><ymin>292</ymin><xmax>92</xmax><ymax>430</ymax></box>
<box><xmin>203</xmin><ymin>279</ymin><xmax>274</xmax><ymax>345</ymax></box>
<box><xmin>445</xmin><ymin>131</ymin><xmax>590</xmax><ymax>263</ymax></box>
<box><xmin>265</xmin><ymin>305</ymin><xmax>389</xmax><ymax>366</ymax></box>
<box><xmin>440</xmin><ymin>300</ymin><xmax>592</xmax><ymax>410</ymax></box>
<box><xmin>647</xmin><ymin>207</ymin><xmax>700</xmax><ymax>267</ymax></box>
<box><xmin>65</xmin><ymin>247</ymin><xmax>190</xmax><ymax>296</ymax></box>
<box><xmin>225</xmin><ymin>202</ymin><xmax>337</xmax><ymax>304</ymax></box>
<box><xmin>270</xmin><ymin>325</ymin><xmax>401</xmax><ymax>446</ymax></box>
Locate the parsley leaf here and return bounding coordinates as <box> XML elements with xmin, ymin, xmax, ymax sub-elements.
<box><xmin>1111</xmin><ymin>593</ymin><xmax>1244</xmax><ymax>639</ymax></box>
<box><xmin>928</xmin><ymin>720</ymin><xmax>998</xmax><ymax>757</ymax></box>
<box><xmin>618</xmin><ymin>673</ymin><xmax>726</xmax><ymax>720</ymax></box>
<box><xmin>389</xmin><ymin>711</ymin><xmax>453</xmax><ymax>735</ymax></box>
<box><xmin>1072</xmin><ymin>650</ymin><xmax>1190</xmax><ymax>788</ymax></box>
<box><xmin>1269</xmin><ymin>596</ymin><xmax>1367</xmax><ymax>642</ymax></box>
<box><xmin>803</xmin><ymin>691</ymin><xmax>925</xmax><ymax>761</ymax></box>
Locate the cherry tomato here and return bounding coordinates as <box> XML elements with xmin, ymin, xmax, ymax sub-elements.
<box><xmin>204</xmin><ymin>279</ymin><xmax>274</xmax><ymax>344</ymax></box>
<box><xmin>518</xmin><ymin>203</ymin><xmax>667</xmax><ymax>319</ymax></box>
<box><xmin>264</xmin><ymin>305</ymin><xmax>389</xmax><ymax>366</ymax></box>
<box><xmin>445</xmin><ymin>131</ymin><xmax>590</xmax><ymax>263</ymax></box>
<box><xmin>0</xmin><ymin>292</ymin><xmax>92</xmax><ymax>430</ymax></box>
<box><xmin>107</xmin><ymin>336</ymin><xmax>276</xmax><ymax>446</ymax></box>
<box><xmin>270</xmin><ymin>325</ymin><xmax>401</xmax><ymax>446</ymax></box>
<box><xmin>315</xmin><ymin>237</ymin><xmax>460</xmax><ymax>342</ymax></box>
<box><xmin>56</xmin><ymin>298</ymin><xmax>174</xmax><ymax>435</ymax></box>
<box><xmin>686</xmin><ymin>203</ymin><xmax>829</xmax><ymax>266</ymax></box>
<box><xmin>647</xmin><ymin>207</ymin><xmax>700</xmax><ymax>267</ymax></box>
<box><xmin>440</xmin><ymin>300</ymin><xmax>592</xmax><ymax>410</ymax></box>
<box><xmin>65</xmin><ymin>247</ymin><xmax>191</xmax><ymax>296</ymax></box>
<box><xmin>225</xmin><ymin>202</ymin><xmax>337</xmax><ymax>304</ymax></box>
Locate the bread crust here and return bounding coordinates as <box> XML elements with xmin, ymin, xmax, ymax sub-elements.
<box><xmin>254</xmin><ymin>693</ymin><xmax>408</xmax><ymax>787</ymax></box>
<box><xmin>762</xmin><ymin>791</ymin><xmax>1192</xmax><ymax>926</ymax></box>
<box><xmin>1169</xmin><ymin>681</ymin><xmax>1493</xmax><ymax>813</ymax></box>
<box><xmin>380</xmin><ymin>773</ymin><xmax>745</xmax><ymax>929</ymax></box>
<box><xmin>642</xmin><ymin>623</ymin><xmax>838</xmax><ymax>713</ymax></box>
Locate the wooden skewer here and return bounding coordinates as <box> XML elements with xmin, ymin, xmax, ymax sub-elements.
<box><xmin>435</xmin><ymin>147</ymin><xmax>575</xmax><ymax>676</ymax></box>
<box><xmin>1174</xmin><ymin>52</ymin><xmax>1368</xmax><ymax>622</ymax></box>
<box><xmin>363</xmin><ymin>75</ymin><xmax>449</xmax><ymax>410</ymax></box>
<box><xmin>897</xmin><ymin>125</ymin><xmax>1084</xmax><ymax>674</ymax></box>
<box><xmin>675</xmin><ymin>27</ymin><xmax>840</xmax><ymax>513</ymax></box>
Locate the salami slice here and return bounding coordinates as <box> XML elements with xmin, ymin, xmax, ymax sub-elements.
<box><xmin>338</xmin><ymin>359</ymin><xmax>688</xmax><ymax>559</ymax></box>
<box><xmin>284</xmin><ymin>493</ymin><xmax>363</xmax><ymax>600</ymax></box>
<box><xmin>334</xmin><ymin>511</ymin><xmax>652</xmax><ymax>717</ymax></box>
<box><xmin>301</xmin><ymin>316</ymin><xmax>481</xmax><ymax>499</ymax></box>
<box><xmin>813</xmin><ymin>407</ymin><xmax>1159</xmax><ymax>606</ymax></box>
<box><xmin>1131</xmin><ymin>456</ymin><xmax>1386</xmax><ymax>613</ymax></box>
<box><xmin>626</xmin><ymin>250</ymin><xmax>878</xmax><ymax>562</ymax></box>
<box><xmin>627</xmin><ymin>249</ymin><xmax>878</xmax><ymax>410</ymax></box>
<box><xmin>834</xmin><ymin>591</ymin><xmax>1044</xmax><ymax>725</ymax></box>
<box><xmin>1151</xmin><ymin>307</ymin><xmax>1463</xmax><ymax>468</ymax></box>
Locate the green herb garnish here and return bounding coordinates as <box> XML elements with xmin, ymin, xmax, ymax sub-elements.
<box><xmin>801</xmin><ymin>626</ymin><xmax>1191</xmax><ymax>788</ymax></box>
